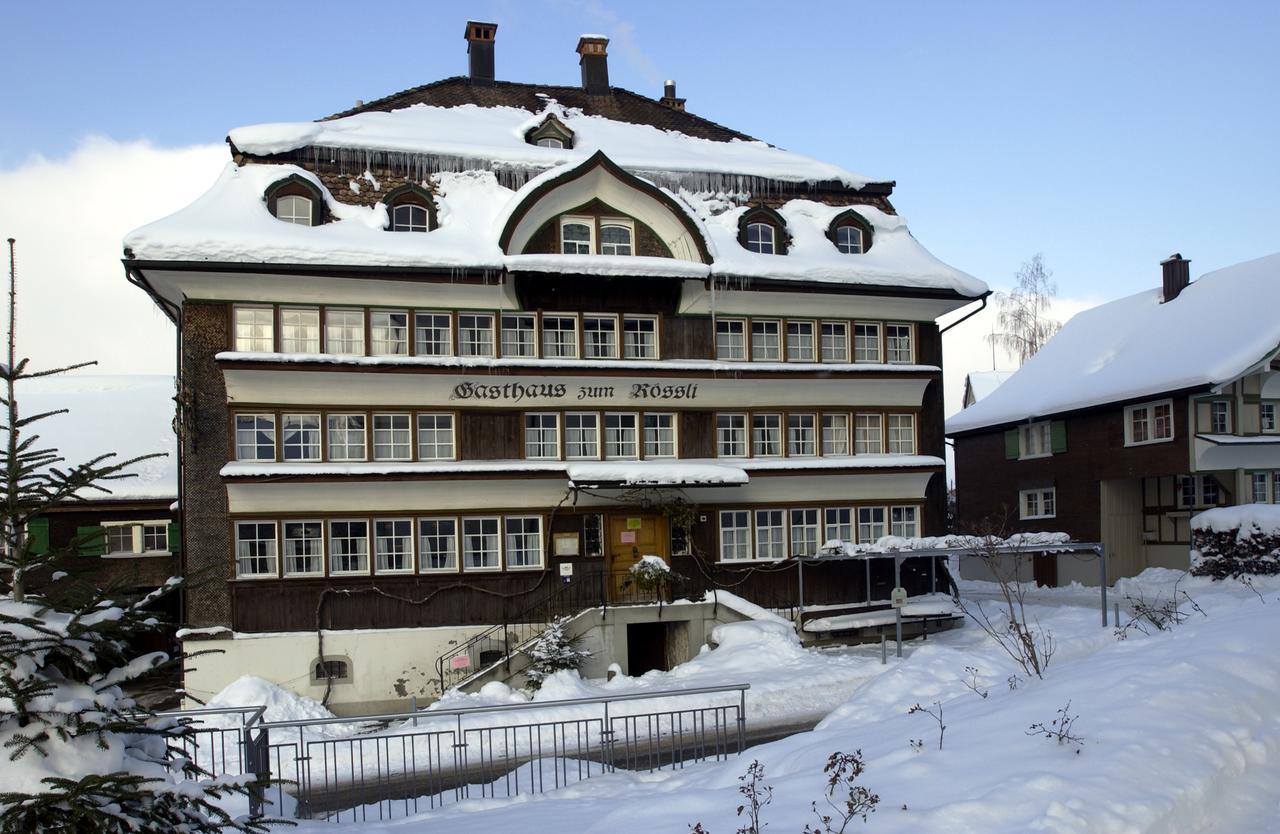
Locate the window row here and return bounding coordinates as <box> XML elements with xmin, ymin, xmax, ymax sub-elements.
<box><xmin>232</xmin><ymin>305</ymin><xmax>660</xmax><ymax>361</ymax></box>
<box><xmin>234</xmin><ymin>412</ymin><xmax>455</xmax><ymax>462</ymax></box>
<box><xmin>559</xmin><ymin>216</ymin><xmax>636</xmax><ymax>256</ymax></box>
<box><xmin>524</xmin><ymin>412</ymin><xmax>676</xmax><ymax>460</ymax></box>
<box><xmin>714</xmin><ymin>412</ymin><xmax>916</xmax><ymax>458</ymax></box>
<box><xmin>738</xmin><ymin>208</ymin><xmax>873</xmax><ymax>257</ymax></box>
<box><xmin>713</xmin><ymin>318</ymin><xmax>913</xmax><ymax>364</ymax></box>
<box><xmin>234</xmin><ymin>515</ymin><xmax>544</xmax><ymax>579</ymax></box>
<box><xmin>103</xmin><ymin>521</ymin><xmax>170</xmax><ymax>555</ymax></box>
<box><xmin>717</xmin><ymin>505</ymin><xmax>920</xmax><ymax>562</ymax></box>
<box><xmin>269</xmin><ymin>180</ymin><xmax>434</xmax><ymax>232</ymax></box>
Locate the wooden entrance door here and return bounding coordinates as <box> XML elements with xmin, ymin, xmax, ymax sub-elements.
<box><xmin>606</xmin><ymin>514</ymin><xmax>670</xmax><ymax>600</ymax></box>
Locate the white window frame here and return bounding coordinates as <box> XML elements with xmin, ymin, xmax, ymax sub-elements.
<box><xmin>281</xmin><ymin>413</ymin><xmax>322</xmax><ymax>462</ymax></box>
<box><xmin>603</xmin><ymin>412</ymin><xmax>639</xmax><ymax>459</ymax></box>
<box><xmin>457</xmin><ymin>313</ymin><xmax>495</xmax><ymax>358</ymax></box>
<box><xmin>1019</xmin><ymin>421</ymin><xmax>1053</xmax><ymax>459</ymax></box>
<box><xmin>1019</xmin><ymin>488</ymin><xmax>1057</xmax><ymax>520</ymax></box>
<box><xmin>235</xmin><ymin>413</ymin><xmax>276</xmax><ymax>462</ymax></box>
<box><xmin>536</xmin><ymin>137</ymin><xmax>564</xmax><ymax>149</ymax></box>
<box><xmin>822</xmin><ymin>413</ymin><xmax>850</xmax><ymax>456</ymax></box>
<box><xmin>785</xmin><ymin>321</ymin><xmax>816</xmax><ymax>362</ymax></box>
<box><xmin>1124</xmin><ymin>399</ymin><xmax>1174</xmax><ymax>446</ymax></box>
<box><xmin>717</xmin><ymin>413</ymin><xmax>747</xmax><ymax>457</ymax></box>
<box><xmin>583</xmin><ymin>314</ymin><xmax>619</xmax><ymax>359</ymax></box>
<box><xmin>1262</xmin><ymin>403</ymin><xmax>1278</xmax><ymax>433</ymax></box>
<box><xmin>719</xmin><ymin>510</ymin><xmax>752</xmax><ymax>562</ymax></box>
<box><xmin>524</xmin><ymin>413</ymin><xmax>561</xmax><ymax>460</ymax></box>
<box><xmin>504</xmin><ymin>516</ymin><xmax>544</xmax><ymax>569</ymax></box>
<box><xmin>820</xmin><ymin>321</ymin><xmax>849</xmax><ymax>363</ymax></box>
<box><xmin>560</xmin><ymin>216</ymin><xmax>594</xmax><ymax>255</ymax></box>
<box><xmin>854</xmin><ymin>413</ymin><xmax>883</xmax><ymax>455</ymax></box>
<box><xmin>745</xmin><ymin>222</ymin><xmax>776</xmax><ymax>254</ymax></box>
<box><xmin>715</xmin><ymin>319</ymin><xmax>747</xmax><ymax>361</ymax></box>
<box><xmin>599</xmin><ymin>219</ymin><xmax>634</xmax><ymax>256</ymax></box>
<box><xmin>890</xmin><ymin>506</ymin><xmax>919</xmax><ymax>538</ymax></box>
<box><xmin>325</xmin><ymin>309</ymin><xmax>365</xmax><ymax>356</ymax></box>
<box><xmin>370</xmin><ymin>310</ymin><xmax>409</xmax><ymax>356</ymax></box>
<box><xmin>500</xmin><ymin>313</ymin><xmax>538</xmax><ymax>358</ymax></box>
<box><xmin>234</xmin><ymin>306</ymin><xmax>274</xmax><ymax>352</ymax></box>
<box><xmin>622</xmin><ymin>316</ymin><xmax>658</xmax><ymax>359</ymax></box>
<box><xmin>419</xmin><ymin>517</ymin><xmax>459</xmax><ymax>573</ymax></box>
<box><xmin>461</xmin><ymin>516</ymin><xmax>502</xmax><ymax>571</ymax></box>
<box><xmin>752</xmin><ymin>413</ymin><xmax>783</xmax><ymax>457</ymax></box>
<box><xmin>886</xmin><ymin>323</ymin><xmax>914</xmax><ymax>363</ymax></box>
<box><xmin>754</xmin><ymin>509</ymin><xmax>786</xmax><ymax>561</ymax></box>
<box><xmin>853</xmin><ymin>322</ymin><xmax>882</xmax><ymax>363</ymax></box>
<box><xmin>541</xmin><ymin>314</ymin><xmax>579</xmax><ymax>359</ymax></box>
<box><xmin>887</xmin><ymin>414</ymin><xmax>916</xmax><ymax>455</ymax></box>
<box><xmin>328</xmin><ymin>519</ymin><xmax>370</xmax><ymax>575</ymax></box>
<box><xmin>787</xmin><ymin>413</ymin><xmax>817</xmax><ymax>457</ymax></box>
<box><xmin>326</xmin><ymin>414</ymin><xmax>366</xmax><ymax>461</ymax></box>
<box><xmin>750</xmin><ymin>320</ymin><xmax>781</xmax><ymax>361</ymax></box>
<box><xmin>857</xmin><ymin>507</ymin><xmax>886</xmax><ymax>544</ymax></box>
<box><xmin>390</xmin><ymin>203</ymin><xmax>429</xmax><ymax>233</ymax></box>
<box><xmin>824</xmin><ymin>508</ymin><xmax>853</xmax><ymax>545</ymax></box>
<box><xmin>1209</xmin><ymin>400</ymin><xmax>1231</xmax><ymax>434</ymax></box>
<box><xmin>372</xmin><ymin>413</ymin><xmax>412</xmax><ymax>461</ymax></box>
<box><xmin>280</xmin><ymin>307</ymin><xmax>320</xmax><ymax>353</ymax></box>
<box><xmin>416</xmin><ymin>413</ymin><xmax>456</xmax><ymax>461</ymax></box>
<box><xmin>374</xmin><ymin>518</ymin><xmax>414</xmax><ymax>574</ymax></box>
<box><xmin>275</xmin><ymin>194</ymin><xmax>312</xmax><ymax>226</ymax></box>
<box><xmin>643</xmin><ymin>413</ymin><xmax>677</xmax><ymax>458</ymax></box>
<box><xmin>835</xmin><ymin>224</ymin><xmax>863</xmax><ymax>254</ymax></box>
<box><xmin>101</xmin><ymin>520</ymin><xmax>170</xmax><ymax>557</ymax></box>
<box><xmin>565</xmin><ymin>412</ymin><xmax>601</xmax><ymax>459</ymax></box>
<box><xmin>235</xmin><ymin>521</ymin><xmax>278</xmax><ymax>578</ymax></box>
<box><xmin>415</xmin><ymin>311</ymin><xmax>453</xmax><ymax>356</ymax></box>
<box><xmin>281</xmin><ymin>520</ymin><xmax>324</xmax><ymax>577</ymax></box>
<box><xmin>790</xmin><ymin>508</ymin><xmax>820</xmax><ymax>557</ymax></box>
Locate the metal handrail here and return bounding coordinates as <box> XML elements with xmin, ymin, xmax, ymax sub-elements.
<box><xmin>257</xmin><ymin>683</ymin><xmax>751</xmax><ymax>731</ymax></box>
<box><xmin>159</xmin><ymin>704</ymin><xmax>267</xmax><ymax>726</ymax></box>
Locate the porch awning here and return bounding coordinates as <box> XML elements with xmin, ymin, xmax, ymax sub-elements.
<box><xmin>1195</xmin><ymin>434</ymin><xmax>1280</xmax><ymax>471</ymax></box>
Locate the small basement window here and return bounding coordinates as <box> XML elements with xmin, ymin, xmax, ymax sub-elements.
<box><xmin>311</xmin><ymin>657</ymin><xmax>352</xmax><ymax>684</ymax></box>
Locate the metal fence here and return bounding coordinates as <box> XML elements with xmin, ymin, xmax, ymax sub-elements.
<box><xmin>157</xmin><ymin>704</ymin><xmax>265</xmax><ymax>779</ymax></box>
<box><xmin>241</xmin><ymin>683</ymin><xmax>749</xmax><ymax>822</ymax></box>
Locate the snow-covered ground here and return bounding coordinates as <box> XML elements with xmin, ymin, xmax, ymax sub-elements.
<box><xmin>276</xmin><ymin>569</ymin><xmax>1280</xmax><ymax>833</ymax></box>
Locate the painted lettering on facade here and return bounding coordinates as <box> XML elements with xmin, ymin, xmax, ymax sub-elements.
<box><xmin>450</xmin><ymin>380</ymin><xmax>698</xmax><ymax>403</ymax></box>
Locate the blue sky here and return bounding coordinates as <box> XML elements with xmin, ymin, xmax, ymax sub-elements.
<box><xmin>1</xmin><ymin>0</ymin><xmax>1276</xmax><ymax>381</ymax></box>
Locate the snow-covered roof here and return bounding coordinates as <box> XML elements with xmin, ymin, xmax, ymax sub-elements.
<box><xmin>19</xmin><ymin>374</ymin><xmax>176</xmax><ymax>502</ymax></box>
<box><xmin>948</xmin><ymin>253</ymin><xmax>1280</xmax><ymax>435</ymax></box>
<box><xmin>963</xmin><ymin>370</ymin><xmax>1015</xmax><ymax>406</ymax></box>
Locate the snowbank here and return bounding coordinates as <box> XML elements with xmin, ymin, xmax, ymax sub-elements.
<box><xmin>1191</xmin><ymin>503</ymin><xmax>1280</xmax><ymax>535</ymax></box>
<box><xmin>204</xmin><ymin>674</ymin><xmax>336</xmax><ymax>725</ymax></box>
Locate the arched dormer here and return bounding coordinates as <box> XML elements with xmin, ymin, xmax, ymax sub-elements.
<box><xmin>381</xmin><ymin>184</ymin><xmax>438</xmax><ymax>232</ymax></box>
<box><xmin>525</xmin><ymin>113</ymin><xmax>575</xmax><ymax>149</ymax></box>
<box><xmin>827</xmin><ymin>209</ymin><xmax>874</xmax><ymax>254</ymax></box>
<box><xmin>498</xmin><ymin>151</ymin><xmax>711</xmax><ymax>263</ymax></box>
<box><xmin>264</xmin><ymin>174</ymin><xmax>324</xmax><ymax>227</ymax></box>
<box><xmin>737</xmin><ymin>206</ymin><xmax>788</xmax><ymax>255</ymax></box>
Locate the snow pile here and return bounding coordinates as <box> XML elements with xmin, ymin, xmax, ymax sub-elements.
<box><xmin>204</xmin><ymin>674</ymin><xmax>336</xmax><ymax>725</ymax></box>
<box><xmin>948</xmin><ymin>252</ymin><xmax>1280</xmax><ymax>433</ymax></box>
<box><xmin>1191</xmin><ymin>504</ymin><xmax>1280</xmax><ymax>535</ymax></box>
<box><xmin>635</xmin><ymin>554</ymin><xmax>670</xmax><ymax>572</ymax></box>
<box><xmin>1190</xmin><ymin>504</ymin><xmax>1280</xmax><ymax>578</ymax></box>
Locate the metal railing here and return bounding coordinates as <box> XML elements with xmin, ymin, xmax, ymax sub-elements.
<box><xmin>156</xmin><ymin>704</ymin><xmax>266</xmax><ymax>780</ymax></box>
<box><xmin>245</xmin><ymin>683</ymin><xmax>749</xmax><ymax>822</ymax></box>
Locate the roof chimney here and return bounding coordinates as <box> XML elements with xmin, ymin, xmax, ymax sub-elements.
<box><xmin>1160</xmin><ymin>253</ymin><xmax>1191</xmax><ymax>303</ymax></box>
<box><xmin>577</xmin><ymin>34</ymin><xmax>610</xmax><ymax>95</ymax></box>
<box><xmin>660</xmin><ymin>79</ymin><xmax>686</xmax><ymax>111</ymax></box>
<box><xmin>465</xmin><ymin>20</ymin><xmax>498</xmax><ymax>84</ymax></box>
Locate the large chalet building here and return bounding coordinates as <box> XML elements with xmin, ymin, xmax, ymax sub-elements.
<box><xmin>124</xmin><ymin>23</ymin><xmax>986</xmax><ymax>710</ymax></box>
<box><xmin>949</xmin><ymin>253</ymin><xmax>1280</xmax><ymax>586</ymax></box>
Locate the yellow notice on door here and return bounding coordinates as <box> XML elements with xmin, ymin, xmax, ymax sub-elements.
<box><xmin>626</xmin><ymin>517</ymin><xmax>643</xmax><ymax>530</ymax></box>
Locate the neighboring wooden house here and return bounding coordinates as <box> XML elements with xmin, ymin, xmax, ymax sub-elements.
<box><xmin>962</xmin><ymin>370</ymin><xmax>1015</xmax><ymax>409</ymax></box>
<box><xmin>948</xmin><ymin>253</ymin><xmax>1280</xmax><ymax>585</ymax></box>
<box><xmin>123</xmin><ymin>22</ymin><xmax>987</xmax><ymax>711</ymax></box>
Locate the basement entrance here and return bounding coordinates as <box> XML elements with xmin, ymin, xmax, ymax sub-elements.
<box><xmin>626</xmin><ymin>621</ymin><xmax>689</xmax><ymax>676</ymax></box>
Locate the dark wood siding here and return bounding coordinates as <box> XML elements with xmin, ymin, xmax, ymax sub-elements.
<box><xmin>513</xmin><ymin>275</ymin><xmax>680</xmax><ymax>315</ymax></box>
<box><xmin>680</xmin><ymin>412</ymin><xmax>715</xmax><ymax>458</ymax></box>
<box><xmin>663</xmin><ymin>316</ymin><xmax>712</xmax><ymax>359</ymax></box>
<box><xmin>459</xmin><ymin>411</ymin><xmax>522</xmax><ymax>459</ymax></box>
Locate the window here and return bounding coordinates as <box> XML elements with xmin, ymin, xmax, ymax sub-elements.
<box><xmin>786</xmin><ymin>321</ymin><xmax>816</xmax><ymax>362</ymax></box>
<box><xmin>419</xmin><ymin>518</ymin><xmax>458</xmax><ymax>572</ymax></box>
<box><xmin>106</xmin><ymin>525</ymin><xmax>133</xmax><ymax>554</ymax></box>
<box><xmin>312</xmin><ymin>658</ymin><xmax>351</xmax><ymax>684</ymax></box>
<box><xmin>854</xmin><ymin>323</ymin><xmax>881</xmax><ymax>363</ymax></box>
<box><xmin>788</xmin><ymin>414</ymin><xmax>817</xmax><ymax>456</ymax></box>
<box><xmin>820</xmin><ymin>322</ymin><xmax>848</xmax><ymax>362</ymax></box>
<box><xmin>583</xmin><ymin>316</ymin><xmax>618</xmax><ymax>359</ymax></box>
<box><xmin>1202</xmin><ymin>477</ymin><xmax>1220</xmax><ymax>505</ymax></box>
<box><xmin>717</xmin><ymin>413</ymin><xmax>747</xmax><ymax>457</ymax></box>
<box><xmin>623</xmin><ymin>316</ymin><xmax>657</xmax><ymax>359</ymax></box>
<box><xmin>235</xmin><ymin>521</ymin><xmax>277</xmax><ymax>577</ymax></box>
<box><xmin>536</xmin><ymin>137</ymin><xmax>563</xmax><ymax>149</ymax></box>
<box><xmin>716</xmin><ymin>319</ymin><xmax>746</xmax><ymax>360</ymax></box>
<box><xmin>604</xmin><ymin>413</ymin><xmax>638</xmax><ymax>458</ymax></box>
<box><xmin>745</xmin><ymin>222</ymin><xmax>775</xmax><ymax>254</ymax></box>
<box><xmin>750</xmin><ymin>321</ymin><xmax>781</xmax><ymax>361</ymax></box>
<box><xmin>457</xmin><ymin>314</ymin><xmax>495</xmax><ymax>357</ymax></box>
<box><xmin>790</xmin><ymin>509</ymin><xmax>820</xmax><ymax>557</ymax></box>
<box><xmin>644</xmin><ymin>413</ymin><xmax>676</xmax><ymax>458</ymax></box>
<box><xmin>752</xmin><ymin>414</ymin><xmax>783</xmax><ymax>457</ymax></box>
<box><xmin>565</xmin><ymin>413</ymin><xmax>600</xmax><ymax>459</ymax></box>
<box><xmin>415</xmin><ymin>312</ymin><xmax>452</xmax><ymax>356</ymax></box>
<box><xmin>372</xmin><ymin>414</ymin><xmax>411</xmax><ymax>461</ymax></box>
<box><xmin>280</xmin><ymin>308</ymin><xmax>320</xmax><ymax>353</ymax></box>
<box><xmin>501</xmin><ymin>314</ymin><xmax>537</xmax><ymax>358</ymax></box>
<box><xmin>1180</xmin><ymin>475</ymin><xmax>1220</xmax><ymax>508</ymax></box>
<box><xmin>235</xmin><ymin>414</ymin><xmax>275</xmax><ymax>461</ymax></box>
<box><xmin>390</xmin><ymin>203</ymin><xmax>429</xmax><ymax>232</ymax></box>
<box><xmin>584</xmin><ymin>514</ymin><xmax>605</xmax><ymax>557</ymax></box>
<box><xmin>855</xmin><ymin>414</ymin><xmax>883</xmax><ymax>455</ymax></box>
<box><xmin>281</xmin><ymin>414</ymin><xmax>321</xmax><ymax>461</ymax></box>
<box><xmin>282</xmin><ymin>521</ymin><xmax>323</xmax><ymax>576</ymax></box>
<box><xmin>325</xmin><ymin>309</ymin><xmax>365</xmax><ymax>355</ymax></box>
<box><xmin>374</xmin><ymin>519</ymin><xmax>413</xmax><ymax>573</ymax></box>
<box><xmin>329</xmin><ymin>520</ymin><xmax>369</xmax><ymax>573</ymax></box>
<box><xmin>370</xmin><ymin>311</ymin><xmax>409</xmax><ymax>355</ymax></box>
<box><xmin>102</xmin><ymin>521</ymin><xmax>169</xmax><ymax>556</ymax></box>
<box><xmin>142</xmin><ymin>524</ymin><xmax>167</xmax><ymax>552</ymax></box>
<box><xmin>275</xmin><ymin>194</ymin><xmax>312</xmax><ymax>226</ymax></box>
<box><xmin>887</xmin><ymin>414</ymin><xmax>915</xmax><ymax>455</ymax></box>
<box><xmin>824</xmin><ymin>508</ymin><xmax>852</xmax><ymax>545</ymax></box>
<box><xmin>755</xmin><ymin>510</ymin><xmax>785</xmax><ymax>560</ymax></box>
<box><xmin>525</xmin><ymin>413</ymin><xmax>560</xmax><ymax>459</ymax></box>
<box><xmin>671</xmin><ymin>523</ymin><xmax>691</xmax><ymax>556</ymax></box>
<box><xmin>505</xmin><ymin>516</ymin><xmax>543</xmax><ymax>569</ymax></box>
<box><xmin>462</xmin><ymin>517</ymin><xmax>500</xmax><ymax>570</ymax></box>
<box><xmin>886</xmin><ymin>324</ymin><xmax>913</xmax><ymax>363</ymax></box>
<box><xmin>1263</xmin><ymin>404</ymin><xmax>1277</xmax><ymax>433</ymax></box>
<box><xmin>857</xmin><ymin>507</ymin><xmax>886</xmax><ymax>544</ymax></box>
<box><xmin>822</xmin><ymin>414</ymin><xmax>850</xmax><ymax>456</ymax></box>
<box><xmin>1020</xmin><ymin>488</ymin><xmax>1057</xmax><ymax>520</ymax></box>
<box><xmin>719</xmin><ymin>511</ymin><xmax>751</xmax><ymax>562</ymax></box>
<box><xmin>1210</xmin><ymin>401</ymin><xmax>1230</xmax><ymax>434</ymax></box>
<box><xmin>890</xmin><ymin>506</ymin><xmax>919</xmax><ymax>538</ymax></box>
<box><xmin>600</xmin><ymin>222</ymin><xmax>633</xmax><ymax>256</ymax></box>
<box><xmin>1126</xmin><ymin>400</ymin><xmax>1174</xmax><ymax>446</ymax></box>
<box><xmin>1253</xmin><ymin>472</ymin><xmax>1270</xmax><ymax>504</ymax></box>
<box><xmin>327</xmin><ymin>414</ymin><xmax>366</xmax><ymax>461</ymax></box>
<box><xmin>834</xmin><ymin>225</ymin><xmax>863</xmax><ymax>254</ymax></box>
<box><xmin>234</xmin><ymin>307</ymin><xmax>274</xmax><ymax>352</ymax></box>
<box><xmin>1019</xmin><ymin>422</ymin><xmax>1052</xmax><ymax>458</ymax></box>
<box><xmin>542</xmin><ymin>315</ymin><xmax>578</xmax><ymax>359</ymax></box>
<box><xmin>417</xmin><ymin>414</ymin><xmax>455</xmax><ymax>460</ymax></box>
<box><xmin>561</xmin><ymin>218</ymin><xmax>593</xmax><ymax>254</ymax></box>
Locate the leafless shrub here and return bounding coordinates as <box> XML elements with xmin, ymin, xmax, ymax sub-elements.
<box><xmin>954</xmin><ymin>531</ymin><xmax>1056</xmax><ymax>678</ymax></box>
<box><xmin>907</xmin><ymin>701</ymin><xmax>946</xmax><ymax>750</ymax></box>
<box><xmin>962</xmin><ymin>666</ymin><xmax>989</xmax><ymax>699</ymax></box>
<box><xmin>1026</xmin><ymin>701</ymin><xmax>1084</xmax><ymax>751</ymax></box>
<box><xmin>1114</xmin><ymin>574</ymin><xmax>1206</xmax><ymax>640</ymax></box>
<box><xmin>735</xmin><ymin>759</ymin><xmax>772</xmax><ymax>834</ymax></box>
<box><xmin>802</xmin><ymin>751</ymin><xmax>879</xmax><ymax>833</ymax></box>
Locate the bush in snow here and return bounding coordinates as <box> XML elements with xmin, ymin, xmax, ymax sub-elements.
<box><xmin>0</xmin><ymin>244</ymin><xmax>271</xmax><ymax>833</ymax></box>
<box><xmin>522</xmin><ymin>615</ymin><xmax>590</xmax><ymax>691</ymax></box>
<box><xmin>804</xmin><ymin>750</ymin><xmax>879</xmax><ymax>833</ymax></box>
<box><xmin>1114</xmin><ymin>574</ymin><xmax>1206</xmax><ymax>640</ymax></box>
<box><xmin>1025</xmin><ymin>701</ymin><xmax>1084</xmax><ymax>752</ymax></box>
<box><xmin>1190</xmin><ymin>505</ymin><xmax>1280</xmax><ymax>579</ymax></box>
<box><xmin>621</xmin><ymin>554</ymin><xmax>682</xmax><ymax>602</ymax></box>
<box><xmin>953</xmin><ymin>533</ymin><xmax>1056</xmax><ymax>679</ymax></box>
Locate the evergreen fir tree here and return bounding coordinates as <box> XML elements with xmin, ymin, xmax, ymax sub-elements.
<box><xmin>523</xmin><ymin>616</ymin><xmax>591</xmax><ymax>690</ymax></box>
<box><xmin>0</xmin><ymin>239</ymin><xmax>274</xmax><ymax>832</ymax></box>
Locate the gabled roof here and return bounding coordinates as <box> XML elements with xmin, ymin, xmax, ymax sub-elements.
<box><xmin>947</xmin><ymin>253</ymin><xmax>1280</xmax><ymax>435</ymax></box>
<box><xmin>963</xmin><ymin>370</ymin><xmax>1015</xmax><ymax>406</ymax></box>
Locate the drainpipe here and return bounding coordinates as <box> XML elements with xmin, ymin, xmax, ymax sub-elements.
<box><xmin>939</xmin><ymin>291</ymin><xmax>992</xmax><ymax>335</ymax></box>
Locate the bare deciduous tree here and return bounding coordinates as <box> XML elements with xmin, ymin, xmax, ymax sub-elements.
<box><xmin>989</xmin><ymin>254</ymin><xmax>1061</xmax><ymax>366</ymax></box>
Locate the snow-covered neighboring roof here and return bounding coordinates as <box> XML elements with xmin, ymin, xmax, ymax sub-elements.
<box><xmin>948</xmin><ymin>253</ymin><xmax>1280</xmax><ymax>435</ymax></box>
<box><xmin>963</xmin><ymin>370</ymin><xmax>1015</xmax><ymax>406</ymax></box>
<box><xmin>18</xmin><ymin>374</ymin><xmax>176</xmax><ymax>501</ymax></box>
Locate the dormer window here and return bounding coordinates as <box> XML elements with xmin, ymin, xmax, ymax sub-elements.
<box><xmin>276</xmin><ymin>195</ymin><xmax>313</xmax><ymax>226</ymax></box>
<box><xmin>600</xmin><ymin>221</ymin><xmax>633</xmax><ymax>256</ymax></box>
<box><xmin>738</xmin><ymin>206</ymin><xmax>788</xmax><ymax>255</ymax></box>
<box><xmin>536</xmin><ymin>137</ymin><xmax>564</xmax><ymax>149</ymax></box>
<box><xmin>526</xmin><ymin>113</ymin><xmax>575</xmax><ymax>150</ymax></box>
<box><xmin>746</xmin><ymin>223</ymin><xmax>775</xmax><ymax>254</ymax></box>
<box><xmin>827</xmin><ymin>210</ymin><xmax>874</xmax><ymax>254</ymax></box>
<box><xmin>834</xmin><ymin>225</ymin><xmax>863</xmax><ymax>254</ymax></box>
<box><xmin>561</xmin><ymin>218</ymin><xmax>593</xmax><ymax>254</ymax></box>
<box><xmin>265</xmin><ymin>175</ymin><xmax>324</xmax><ymax>227</ymax></box>
<box><xmin>382</xmin><ymin>184</ymin><xmax>437</xmax><ymax>233</ymax></box>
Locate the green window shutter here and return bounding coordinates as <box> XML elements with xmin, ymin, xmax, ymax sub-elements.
<box><xmin>27</xmin><ymin>517</ymin><xmax>50</xmax><ymax>555</ymax></box>
<box><xmin>168</xmin><ymin>521</ymin><xmax>182</xmax><ymax>554</ymax></box>
<box><xmin>76</xmin><ymin>525</ymin><xmax>106</xmax><ymax>557</ymax></box>
<box><xmin>1004</xmin><ymin>429</ymin><xmax>1020</xmax><ymax>459</ymax></box>
<box><xmin>1050</xmin><ymin>421</ymin><xmax>1067</xmax><ymax>453</ymax></box>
